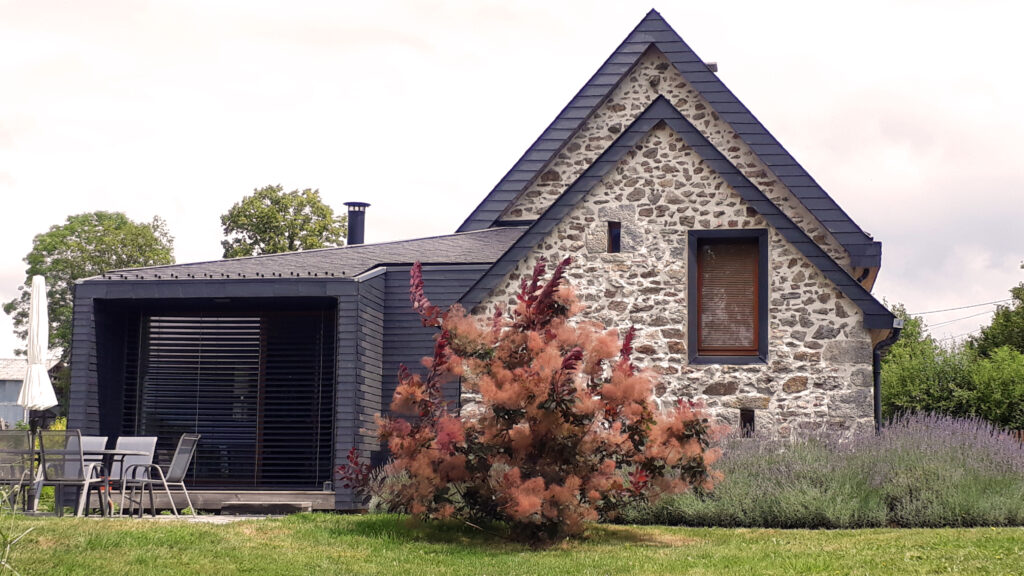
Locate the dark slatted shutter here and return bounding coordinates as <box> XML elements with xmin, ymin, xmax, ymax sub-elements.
<box><xmin>259</xmin><ymin>313</ymin><xmax>335</xmax><ymax>489</ymax></box>
<box><xmin>124</xmin><ymin>310</ymin><xmax>335</xmax><ymax>490</ymax></box>
<box><xmin>697</xmin><ymin>240</ymin><xmax>759</xmax><ymax>355</ymax></box>
<box><xmin>138</xmin><ymin>317</ymin><xmax>262</xmax><ymax>487</ymax></box>
<box><xmin>121</xmin><ymin>314</ymin><xmax>142</xmax><ymax>433</ymax></box>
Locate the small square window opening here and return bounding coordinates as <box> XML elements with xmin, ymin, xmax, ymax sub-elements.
<box><xmin>740</xmin><ymin>408</ymin><xmax>755</xmax><ymax>437</ymax></box>
<box><xmin>607</xmin><ymin>221</ymin><xmax>621</xmax><ymax>253</ymax></box>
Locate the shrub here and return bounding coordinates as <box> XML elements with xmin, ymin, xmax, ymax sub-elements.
<box><xmin>375</xmin><ymin>257</ymin><xmax>722</xmax><ymax>542</ymax></box>
<box><xmin>622</xmin><ymin>413</ymin><xmax>1024</xmax><ymax>528</ymax></box>
<box><xmin>883</xmin><ymin>302</ymin><xmax>1024</xmax><ymax>431</ymax></box>
<box><xmin>366</xmin><ymin>463</ymin><xmax>411</xmax><ymax>515</ymax></box>
<box><xmin>964</xmin><ymin>346</ymin><xmax>1024</xmax><ymax>430</ymax></box>
<box><xmin>865</xmin><ymin>413</ymin><xmax>1024</xmax><ymax>527</ymax></box>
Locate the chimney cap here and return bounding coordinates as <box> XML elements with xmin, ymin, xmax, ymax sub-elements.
<box><xmin>344</xmin><ymin>201</ymin><xmax>371</xmax><ymax>211</ymax></box>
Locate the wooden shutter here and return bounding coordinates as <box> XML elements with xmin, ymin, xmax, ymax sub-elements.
<box><xmin>697</xmin><ymin>239</ymin><xmax>759</xmax><ymax>355</ymax></box>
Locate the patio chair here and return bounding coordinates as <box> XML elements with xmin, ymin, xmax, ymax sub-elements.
<box><xmin>81</xmin><ymin>436</ymin><xmax>108</xmax><ymax>469</ymax></box>
<box><xmin>109</xmin><ymin>436</ymin><xmax>157</xmax><ymax>485</ymax></box>
<box><xmin>108</xmin><ymin>436</ymin><xmax>157</xmax><ymax>511</ymax></box>
<box><xmin>0</xmin><ymin>430</ymin><xmax>33</xmax><ymax>510</ymax></box>
<box><xmin>38</xmin><ymin>430</ymin><xmax>109</xmax><ymax>517</ymax></box>
<box><xmin>120</xmin><ymin>433</ymin><xmax>200</xmax><ymax>517</ymax></box>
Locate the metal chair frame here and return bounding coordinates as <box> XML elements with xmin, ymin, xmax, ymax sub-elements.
<box><xmin>108</xmin><ymin>436</ymin><xmax>157</xmax><ymax>485</ymax></box>
<box><xmin>0</xmin><ymin>430</ymin><xmax>33</xmax><ymax>511</ymax></box>
<box><xmin>38</xmin><ymin>430</ymin><xmax>109</xmax><ymax>517</ymax></box>
<box><xmin>120</xmin><ymin>433</ymin><xmax>200</xmax><ymax>517</ymax></box>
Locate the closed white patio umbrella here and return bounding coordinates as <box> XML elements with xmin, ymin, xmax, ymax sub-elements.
<box><xmin>19</xmin><ymin>275</ymin><xmax>58</xmax><ymax>423</ymax></box>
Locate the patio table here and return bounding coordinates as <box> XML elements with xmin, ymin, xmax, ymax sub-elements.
<box><xmin>82</xmin><ymin>449</ymin><xmax>151</xmax><ymax>514</ymax></box>
<box><xmin>0</xmin><ymin>447</ymin><xmax>150</xmax><ymax>514</ymax></box>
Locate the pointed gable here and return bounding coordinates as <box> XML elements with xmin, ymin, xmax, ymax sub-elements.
<box><xmin>458</xmin><ymin>10</ymin><xmax>882</xmax><ymax>269</ymax></box>
<box><xmin>461</xmin><ymin>97</ymin><xmax>895</xmax><ymax>330</ymax></box>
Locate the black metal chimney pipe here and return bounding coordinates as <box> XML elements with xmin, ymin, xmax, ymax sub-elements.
<box><xmin>344</xmin><ymin>202</ymin><xmax>370</xmax><ymax>245</ymax></box>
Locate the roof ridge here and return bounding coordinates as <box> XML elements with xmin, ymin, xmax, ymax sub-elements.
<box><xmin>455</xmin><ymin>10</ymin><xmax>881</xmax><ymax>268</ymax></box>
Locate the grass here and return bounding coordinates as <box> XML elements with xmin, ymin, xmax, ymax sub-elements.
<box><xmin>3</xmin><ymin>513</ymin><xmax>1024</xmax><ymax>575</ymax></box>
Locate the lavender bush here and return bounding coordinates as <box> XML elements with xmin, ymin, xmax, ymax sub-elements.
<box><xmin>620</xmin><ymin>413</ymin><xmax>1024</xmax><ymax>528</ymax></box>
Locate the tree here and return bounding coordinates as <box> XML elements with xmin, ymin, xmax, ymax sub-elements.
<box><xmin>965</xmin><ymin>346</ymin><xmax>1024</xmax><ymax>429</ymax></box>
<box><xmin>972</xmin><ymin>283</ymin><xmax>1024</xmax><ymax>357</ymax></box>
<box><xmin>372</xmin><ymin>258</ymin><xmax>721</xmax><ymax>542</ymax></box>
<box><xmin>220</xmin><ymin>185</ymin><xmax>347</xmax><ymax>258</ymax></box>
<box><xmin>881</xmin><ymin>305</ymin><xmax>967</xmax><ymax>419</ymax></box>
<box><xmin>882</xmin><ymin>302</ymin><xmax>1024</xmax><ymax>431</ymax></box>
<box><xmin>3</xmin><ymin>211</ymin><xmax>175</xmax><ymax>360</ymax></box>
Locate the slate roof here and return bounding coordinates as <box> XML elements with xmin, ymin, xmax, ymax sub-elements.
<box><xmin>0</xmin><ymin>358</ymin><xmax>60</xmax><ymax>381</ymax></box>
<box><xmin>461</xmin><ymin>97</ymin><xmax>895</xmax><ymax>329</ymax></box>
<box><xmin>88</xmin><ymin>227</ymin><xmax>527</xmax><ymax>282</ymax></box>
<box><xmin>457</xmin><ymin>9</ymin><xmax>882</xmax><ymax>269</ymax></box>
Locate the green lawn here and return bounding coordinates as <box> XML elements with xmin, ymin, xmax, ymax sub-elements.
<box><xmin>5</xmin><ymin>514</ymin><xmax>1023</xmax><ymax>575</ymax></box>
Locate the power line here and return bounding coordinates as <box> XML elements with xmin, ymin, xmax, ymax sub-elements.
<box><xmin>935</xmin><ymin>328</ymin><xmax>981</xmax><ymax>342</ymax></box>
<box><xmin>909</xmin><ymin>298</ymin><xmax>1012</xmax><ymax>316</ymax></box>
<box><xmin>929</xmin><ymin>310</ymin><xmax>996</xmax><ymax>329</ymax></box>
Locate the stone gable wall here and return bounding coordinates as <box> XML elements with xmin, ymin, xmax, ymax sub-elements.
<box><xmin>500</xmin><ymin>49</ymin><xmax>853</xmax><ymax>273</ymax></box>
<box><xmin>477</xmin><ymin>126</ymin><xmax>875</xmax><ymax>437</ymax></box>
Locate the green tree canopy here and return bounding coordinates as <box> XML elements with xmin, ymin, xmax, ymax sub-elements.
<box><xmin>882</xmin><ymin>302</ymin><xmax>1024</xmax><ymax>431</ymax></box>
<box><xmin>881</xmin><ymin>304</ymin><xmax>963</xmax><ymax>419</ymax></box>
<box><xmin>971</xmin><ymin>283</ymin><xmax>1024</xmax><ymax>357</ymax></box>
<box><xmin>3</xmin><ymin>211</ymin><xmax>175</xmax><ymax>360</ymax></box>
<box><xmin>220</xmin><ymin>185</ymin><xmax>347</xmax><ymax>258</ymax></box>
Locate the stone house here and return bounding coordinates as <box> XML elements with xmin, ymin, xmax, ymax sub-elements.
<box><xmin>68</xmin><ymin>10</ymin><xmax>899</xmax><ymax>511</ymax></box>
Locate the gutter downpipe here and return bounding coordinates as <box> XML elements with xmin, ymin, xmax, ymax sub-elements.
<box><xmin>873</xmin><ymin>317</ymin><xmax>904</xmax><ymax>433</ymax></box>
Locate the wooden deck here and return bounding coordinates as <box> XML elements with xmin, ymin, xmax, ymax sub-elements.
<box><xmin>107</xmin><ymin>490</ymin><xmax>337</xmax><ymax>513</ymax></box>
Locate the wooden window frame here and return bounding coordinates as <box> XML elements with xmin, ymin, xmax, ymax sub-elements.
<box><xmin>687</xmin><ymin>229</ymin><xmax>769</xmax><ymax>365</ymax></box>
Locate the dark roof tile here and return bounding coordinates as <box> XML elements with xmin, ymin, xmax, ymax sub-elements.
<box><xmin>86</xmin><ymin>227</ymin><xmax>526</xmax><ymax>283</ymax></box>
<box><xmin>460</xmin><ymin>97</ymin><xmax>894</xmax><ymax>329</ymax></box>
<box><xmin>456</xmin><ymin>9</ymin><xmax>882</xmax><ymax>268</ymax></box>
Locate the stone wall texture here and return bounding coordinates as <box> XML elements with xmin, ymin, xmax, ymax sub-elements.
<box><xmin>500</xmin><ymin>49</ymin><xmax>853</xmax><ymax>273</ymax></box>
<box><xmin>476</xmin><ymin>124</ymin><xmax>876</xmax><ymax>437</ymax></box>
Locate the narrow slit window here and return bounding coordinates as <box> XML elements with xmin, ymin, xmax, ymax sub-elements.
<box><xmin>607</xmin><ymin>221</ymin><xmax>622</xmax><ymax>253</ymax></box>
<box><xmin>740</xmin><ymin>408</ymin><xmax>755</xmax><ymax>438</ymax></box>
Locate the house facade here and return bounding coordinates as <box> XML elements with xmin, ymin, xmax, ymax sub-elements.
<box><xmin>68</xmin><ymin>11</ymin><xmax>898</xmax><ymax>511</ymax></box>
<box><xmin>0</xmin><ymin>358</ymin><xmax>61</xmax><ymax>427</ymax></box>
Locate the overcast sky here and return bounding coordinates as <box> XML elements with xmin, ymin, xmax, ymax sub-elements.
<box><xmin>1</xmin><ymin>0</ymin><xmax>1022</xmax><ymax>357</ymax></box>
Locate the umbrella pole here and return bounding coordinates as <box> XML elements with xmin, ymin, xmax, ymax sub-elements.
<box><xmin>26</xmin><ymin>411</ymin><xmax>38</xmax><ymax>514</ymax></box>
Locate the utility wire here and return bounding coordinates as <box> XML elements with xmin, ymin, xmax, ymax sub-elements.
<box><xmin>935</xmin><ymin>328</ymin><xmax>981</xmax><ymax>342</ymax></box>
<box><xmin>909</xmin><ymin>298</ymin><xmax>1012</xmax><ymax>316</ymax></box>
<box><xmin>928</xmin><ymin>310</ymin><xmax>996</xmax><ymax>329</ymax></box>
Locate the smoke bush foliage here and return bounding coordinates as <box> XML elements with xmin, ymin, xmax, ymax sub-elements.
<box><xmin>621</xmin><ymin>413</ymin><xmax>1024</xmax><ymax>528</ymax></box>
<box><xmin>375</xmin><ymin>257</ymin><xmax>722</xmax><ymax>542</ymax></box>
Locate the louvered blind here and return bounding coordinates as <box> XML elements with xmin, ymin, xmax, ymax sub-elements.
<box><xmin>697</xmin><ymin>240</ymin><xmax>759</xmax><ymax>355</ymax></box>
<box><xmin>124</xmin><ymin>311</ymin><xmax>335</xmax><ymax>490</ymax></box>
<box><xmin>259</xmin><ymin>313</ymin><xmax>334</xmax><ymax>489</ymax></box>
<box><xmin>137</xmin><ymin>316</ymin><xmax>261</xmax><ymax>488</ymax></box>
